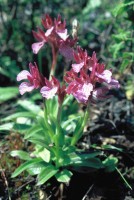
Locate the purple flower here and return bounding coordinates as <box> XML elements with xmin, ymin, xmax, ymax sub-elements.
<box><xmin>64</xmin><ymin>50</ymin><xmax>120</xmax><ymax>104</ymax></box>
<box><xmin>32</xmin><ymin>41</ymin><xmax>46</xmax><ymax>54</ymax></box>
<box><xmin>72</xmin><ymin>47</ymin><xmax>89</xmax><ymax>73</ymax></box>
<box><xmin>40</xmin><ymin>76</ymin><xmax>59</xmax><ymax>99</ymax></box>
<box><xmin>73</xmin><ymin>83</ymin><xmax>93</xmax><ymax>104</ymax></box>
<box><xmin>96</xmin><ymin>70</ymin><xmax>112</xmax><ymax>83</ymax></box>
<box><xmin>32</xmin><ymin>14</ymin><xmax>77</xmax><ymax>58</ymax></box>
<box><xmin>40</xmin><ymin>76</ymin><xmax>67</xmax><ymax>104</ymax></box>
<box><xmin>17</xmin><ymin>62</ymin><xmax>45</xmax><ymax>95</ymax></box>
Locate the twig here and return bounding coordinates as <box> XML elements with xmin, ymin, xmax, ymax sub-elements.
<box><xmin>82</xmin><ymin>184</ymin><xmax>94</xmax><ymax>200</ymax></box>
<box><xmin>14</xmin><ymin>178</ymin><xmax>34</xmax><ymax>192</ymax></box>
<box><xmin>0</xmin><ymin>164</ymin><xmax>11</xmax><ymax>200</ymax></box>
<box><xmin>116</xmin><ymin>167</ymin><xmax>132</xmax><ymax>190</ymax></box>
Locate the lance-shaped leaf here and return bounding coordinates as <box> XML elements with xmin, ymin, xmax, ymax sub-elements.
<box><xmin>55</xmin><ymin>169</ymin><xmax>73</xmax><ymax>183</ymax></box>
<box><xmin>37</xmin><ymin>165</ymin><xmax>58</xmax><ymax>185</ymax></box>
<box><xmin>12</xmin><ymin>158</ymin><xmax>44</xmax><ymax>177</ymax></box>
<box><xmin>10</xmin><ymin>150</ymin><xmax>31</xmax><ymax>161</ymax></box>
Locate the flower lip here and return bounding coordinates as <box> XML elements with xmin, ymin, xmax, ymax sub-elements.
<box><xmin>40</xmin><ymin>86</ymin><xmax>58</xmax><ymax>99</ymax></box>
<box><xmin>17</xmin><ymin>62</ymin><xmax>44</xmax><ymax>95</ymax></box>
<box><xmin>32</xmin><ymin>41</ymin><xmax>45</xmax><ymax>54</ymax></box>
<box><xmin>19</xmin><ymin>82</ymin><xmax>34</xmax><ymax>95</ymax></box>
<box><xmin>17</xmin><ymin>70</ymin><xmax>31</xmax><ymax>82</ymax></box>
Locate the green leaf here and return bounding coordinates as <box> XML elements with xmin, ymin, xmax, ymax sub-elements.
<box><xmin>123</xmin><ymin>52</ymin><xmax>134</xmax><ymax>59</ymax></box>
<box><xmin>55</xmin><ymin>169</ymin><xmax>73</xmax><ymax>183</ymax></box>
<box><xmin>12</xmin><ymin>158</ymin><xmax>44</xmax><ymax>177</ymax></box>
<box><xmin>0</xmin><ymin>87</ymin><xmax>19</xmax><ymax>103</ymax></box>
<box><xmin>73</xmin><ymin>158</ymin><xmax>103</xmax><ymax>169</ymax></box>
<box><xmin>52</xmin><ymin>117</ymin><xmax>65</xmax><ymax>146</ymax></box>
<box><xmin>37</xmin><ymin>165</ymin><xmax>58</xmax><ymax>185</ymax></box>
<box><xmin>120</xmin><ymin>59</ymin><xmax>130</xmax><ymax>73</ymax></box>
<box><xmin>110</xmin><ymin>42</ymin><xmax>124</xmax><ymax>59</ymax></box>
<box><xmin>77</xmin><ymin>152</ymin><xmax>102</xmax><ymax>160</ymax></box>
<box><xmin>26</xmin><ymin>162</ymin><xmax>46</xmax><ymax>175</ymax></box>
<box><xmin>45</xmin><ymin>96</ymin><xmax>58</xmax><ymax>118</ymax></box>
<box><xmin>66</xmin><ymin>151</ymin><xmax>102</xmax><ymax>166</ymax></box>
<box><xmin>83</xmin><ymin>0</ymin><xmax>101</xmax><ymax>14</ymax></box>
<box><xmin>103</xmin><ymin>156</ymin><xmax>118</xmax><ymax>172</ymax></box>
<box><xmin>102</xmin><ymin>145</ymin><xmax>123</xmax><ymax>152</ymax></box>
<box><xmin>24</xmin><ymin>125</ymin><xmax>43</xmax><ymax>139</ymax></box>
<box><xmin>62</xmin><ymin>94</ymin><xmax>74</xmax><ymax>106</ymax></box>
<box><xmin>61</xmin><ymin>116</ymin><xmax>81</xmax><ymax>132</ymax></box>
<box><xmin>71</xmin><ymin>116</ymin><xmax>83</xmax><ymax>145</ymax></box>
<box><xmin>13</xmin><ymin>123</ymin><xmax>31</xmax><ymax>132</ymax></box>
<box><xmin>38</xmin><ymin>148</ymin><xmax>50</xmax><ymax>163</ymax></box>
<box><xmin>112</xmin><ymin>31</ymin><xmax>130</xmax><ymax>41</ymax></box>
<box><xmin>62</xmin><ymin>151</ymin><xmax>103</xmax><ymax>168</ymax></box>
<box><xmin>10</xmin><ymin>150</ymin><xmax>31</xmax><ymax>161</ymax></box>
<box><xmin>2</xmin><ymin>112</ymin><xmax>36</xmax><ymax>122</ymax></box>
<box><xmin>112</xmin><ymin>3</ymin><xmax>124</xmax><ymax>17</ymax></box>
<box><xmin>112</xmin><ymin>1</ymin><xmax>134</xmax><ymax>17</ymax></box>
<box><xmin>28</xmin><ymin>139</ymin><xmax>51</xmax><ymax>150</ymax></box>
<box><xmin>17</xmin><ymin>100</ymin><xmax>42</xmax><ymax>114</ymax></box>
<box><xmin>0</xmin><ymin>123</ymin><xmax>14</xmax><ymax>131</ymax></box>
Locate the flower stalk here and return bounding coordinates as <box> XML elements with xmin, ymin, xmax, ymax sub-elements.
<box><xmin>49</xmin><ymin>44</ymin><xmax>58</xmax><ymax>80</ymax></box>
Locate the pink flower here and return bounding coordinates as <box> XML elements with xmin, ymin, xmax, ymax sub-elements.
<box><xmin>32</xmin><ymin>14</ymin><xmax>77</xmax><ymax>58</ymax></box>
<box><xmin>32</xmin><ymin>41</ymin><xmax>45</xmax><ymax>54</ymax></box>
<box><xmin>42</xmin><ymin>14</ymin><xmax>53</xmax><ymax>29</ymax></box>
<box><xmin>65</xmin><ymin>70</ymin><xmax>93</xmax><ymax>104</ymax></box>
<box><xmin>40</xmin><ymin>76</ymin><xmax>66</xmax><ymax>104</ymax></box>
<box><xmin>96</xmin><ymin>69</ymin><xmax>112</xmax><ymax>83</ymax></box>
<box><xmin>17</xmin><ymin>62</ymin><xmax>45</xmax><ymax>95</ymax></box>
<box><xmin>64</xmin><ymin>50</ymin><xmax>120</xmax><ymax>104</ymax></box>
<box><xmin>40</xmin><ymin>76</ymin><xmax>59</xmax><ymax>99</ymax></box>
<box><xmin>54</xmin><ymin>15</ymin><xmax>68</xmax><ymax>41</ymax></box>
<box><xmin>59</xmin><ymin>38</ymin><xmax>77</xmax><ymax>61</ymax></box>
<box><xmin>72</xmin><ymin>47</ymin><xmax>90</xmax><ymax>73</ymax></box>
<box><xmin>32</xmin><ymin>28</ymin><xmax>48</xmax><ymax>54</ymax></box>
<box><xmin>108</xmin><ymin>78</ymin><xmax>120</xmax><ymax>89</ymax></box>
<box><xmin>73</xmin><ymin>82</ymin><xmax>93</xmax><ymax>104</ymax></box>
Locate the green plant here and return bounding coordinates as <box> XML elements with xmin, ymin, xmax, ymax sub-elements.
<box><xmin>0</xmin><ymin>13</ymin><xmax>131</xmax><ymax>190</ymax></box>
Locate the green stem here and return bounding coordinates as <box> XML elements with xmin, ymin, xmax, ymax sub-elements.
<box><xmin>43</xmin><ymin>100</ymin><xmax>54</xmax><ymax>141</ymax></box>
<box><xmin>57</xmin><ymin>103</ymin><xmax>62</xmax><ymax>124</ymax></box>
<box><xmin>71</xmin><ymin>101</ymin><xmax>90</xmax><ymax>146</ymax></box>
<box><xmin>82</xmin><ymin>101</ymin><xmax>90</xmax><ymax>128</ymax></box>
<box><xmin>55</xmin><ymin>103</ymin><xmax>64</xmax><ymax>147</ymax></box>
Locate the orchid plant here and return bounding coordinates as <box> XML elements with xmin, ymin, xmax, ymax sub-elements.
<box><xmin>11</xmin><ymin>14</ymin><xmax>121</xmax><ymax>186</ymax></box>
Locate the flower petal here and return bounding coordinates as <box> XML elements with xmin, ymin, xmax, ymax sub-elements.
<box><xmin>74</xmin><ymin>83</ymin><xmax>93</xmax><ymax>103</ymax></box>
<box><xmin>56</xmin><ymin>29</ymin><xmax>68</xmax><ymax>41</ymax></box>
<box><xmin>97</xmin><ymin>70</ymin><xmax>112</xmax><ymax>83</ymax></box>
<box><xmin>40</xmin><ymin>86</ymin><xmax>58</xmax><ymax>99</ymax></box>
<box><xmin>19</xmin><ymin>82</ymin><xmax>34</xmax><ymax>95</ymax></box>
<box><xmin>72</xmin><ymin>62</ymin><xmax>84</xmax><ymax>73</ymax></box>
<box><xmin>45</xmin><ymin>27</ymin><xmax>54</xmax><ymax>37</ymax></box>
<box><xmin>17</xmin><ymin>70</ymin><xmax>31</xmax><ymax>81</ymax></box>
<box><xmin>108</xmin><ymin>78</ymin><xmax>120</xmax><ymax>89</ymax></box>
<box><xmin>32</xmin><ymin>41</ymin><xmax>45</xmax><ymax>54</ymax></box>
